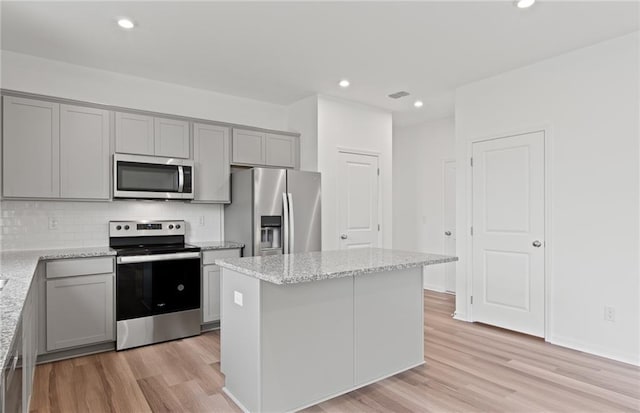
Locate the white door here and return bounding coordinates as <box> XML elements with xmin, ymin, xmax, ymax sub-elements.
<box><xmin>443</xmin><ymin>161</ymin><xmax>456</xmax><ymax>293</ymax></box>
<box><xmin>472</xmin><ymin>131</ymin><xmax>545</xmax><ymax>337</ymax></box>
<box><xmin>337</xmin><ymin>152</ymin><xmax>379</xmax><ymax>249</ymax></box>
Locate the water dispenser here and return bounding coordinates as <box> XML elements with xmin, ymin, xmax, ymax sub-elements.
<box><xmin>260</xmin><ymin>216</ymin><xmax>282</xmax><ymax>256</ymax></box>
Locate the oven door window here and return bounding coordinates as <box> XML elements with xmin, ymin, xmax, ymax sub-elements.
<box><xmin>116</xmin><ymin>258</ymin><xmax>201</xmax><ymax>320</ymax></box>
<box><xmin>117</xmin><ymin>161</ymin><xmax>180</xmax><ymax>193</ymax></box>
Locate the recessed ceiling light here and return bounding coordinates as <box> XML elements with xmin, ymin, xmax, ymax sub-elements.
<box><xmin>515</xmin><ymin>0</ymin><xmax>535</xmax><ymax>9</ymax></box>
<box><xmin>339</xmin><ymin>79</ymin><xmax>350</xmax><ymax>88</ymax></box>
<box><xmin>414</xmin><ymin>100</ymin><xmax>424</xmax><ymax>108</ymax></box>
<box><xmin>117</xmin><ymin>18</ymin><xmax>135</xmax><ymax>29</ymax></box>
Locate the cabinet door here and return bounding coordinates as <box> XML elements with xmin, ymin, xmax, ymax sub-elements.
<box><xmin>115</xmin><ymin>112</ymin><xmax>154</xmax><ymax>155</ymax></box>
<box><xmin>22</xmin><ymin>283</ymin><xmax>37</xmax><ymax>412</ymax></box>
<box><xmin>2</xmin><ymin>96</ymin><xmax>60</xmax><ymax>198</ymax></box>
<box><xmin>265</xmin><ymin>133</ymin><xmax>297</xmax><ymax>168</ymax></box>
<box><xmin>232</xmin><ymin>129</ymin><xmax>265</xmax><ymax>165</ymax></box>
<box><xmin>60</xmin><ymin>105</ymin><xmax>110</xmax><ymax>199</ymax></box>
<box><xmin>202</xmin><ymin>265</ymin><xmax>221</xmax><ymax>323</ymax></box>
<box><xmin>46</xmin><ymin>274</ymin><xmax>114</xmax><ymax>351</ymax></box>
<box><xmin>193</xmin><ymin>123</ymin><xmax>230</xmax><ymax>202</ymax></box>
<box><xmin>154</xmin><ymin>117</ymin><xmax>190</xmax><ymax>158</ymax></box>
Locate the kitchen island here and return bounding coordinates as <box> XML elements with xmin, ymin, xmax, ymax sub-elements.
<box><xmin>215</xmin><ymin>248</ymin><xmax>457</xmax><ymax>413</ymax></box>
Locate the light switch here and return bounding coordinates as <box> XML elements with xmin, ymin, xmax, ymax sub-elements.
<box><xmin>234</xmin><ymin>291</ymin><xmax>243</xmax><ymax>307</ymax></box>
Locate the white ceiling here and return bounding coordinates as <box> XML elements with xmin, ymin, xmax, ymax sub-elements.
<box><xmin>1</xmin><ymin>1</ymin><xmax>638</xmax><ymax>125</ymax></box>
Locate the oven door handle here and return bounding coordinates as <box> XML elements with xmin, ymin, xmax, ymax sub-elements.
<box><xmin>117</xmin><ymin>252</ymin><xmax>200</xmax><ymax>264</ymax></box>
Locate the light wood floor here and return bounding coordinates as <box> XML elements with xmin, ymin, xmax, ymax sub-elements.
<box><xmin>31</xmin><ymin>291</ymin><xmax>640</xmax><ymax>413</ymax></box>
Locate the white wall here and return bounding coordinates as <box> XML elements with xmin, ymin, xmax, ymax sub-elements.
<box><xmin>317</xmin><ymin>96</ymin><xmax>393</xmax><ymax>250</ymax></box>
<box><xmin>455</xmin><ymin>32</ymin><xmax>639</xmax><ymax>365</ymax></box>
<box><xmin>0</xmin><ymin>51</ymin><xmax>288</xmax><ymax>130</ymax></box>
<box><xmin>286</xmin><ymin>95</ymin><xmax>318</xmax><ymax>171</ymax></box>
<box><xmin>0</xmin><ymin>200</ymin><xmax>222</xmax><ymax>251</ymax></box>
<box><xmin>393</xmin><ymin>117</ymin><xmax>455</xmax><ymax>291</ymax></box>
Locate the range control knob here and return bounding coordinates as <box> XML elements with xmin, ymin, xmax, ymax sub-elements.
<box><xmin>175</xmin><ymin>224</ymin><xmax>181</xmax><ymax>229</ymax></box>
<box><xmin>169</xmin><ymin>224</ymin><xmax>174</xmax><ymax>229</ymax></box>
<box><xmin>124</xmin><ymin>225</ymin><xmax>130</xmax><ymax>230</ymax></box>
<box><xmin>116</xmin><ymin>225</ymin><xmax>122</xmax><ymax>231</ymax></box>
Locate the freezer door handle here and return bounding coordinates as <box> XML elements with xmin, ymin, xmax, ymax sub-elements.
<box><xmin>282</xmin><ymin>192</ymin><xmax>290</xmax><ymax>254</ymax></box>
<box><xmin>288</xmin><ymin>192</ymin><xmax>295</xmax><ymax>253</ymax></box>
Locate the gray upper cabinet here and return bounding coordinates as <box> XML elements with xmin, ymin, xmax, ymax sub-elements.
<box><xmin>154</xmin><ymin>117</ymin><xmax>190</xmax><ymax>158</ymax></box>
<box><xmin>193</xmin><ymin>123</ymin><xmax>230</xmax><ymax>203</ymax></box>
<box><xmin>115</xmin><ymin>112</ymin><xmax>154</xmax><ymax>156</ymax></box>
<box><xmin>232</xmin><ymin>128</ymin><xmax>299</xmax><ymax>168</ymax></box>
<box><xmin>60</xmin><ymin>104</ymin><xmax>110</xmax><ymax>199</ymax></box>
<box><xmin>2</xmin><ymin>96</ymin><xmax>60</xmax><ymax>198</ymax></box>
<box><xmin>265</xmin><ymin>133</ymin><xmax>297</xmax><ymax>168</ymax></box>
<box><xmin>232</xmin><ymin>128</ymin><xmax>266</xmax><ymax>165</ymax></box>
<box><xmin>116</xmin><ymin>112</ymin><xmax>190</xmax><ymax>158</ymax></box>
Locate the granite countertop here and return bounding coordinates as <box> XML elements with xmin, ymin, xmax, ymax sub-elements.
<box><xmin>215</xmin><ymin>248</ymin><xmax>458</xmax><ymax>285</ymax></box>
<box><xmin>192</xmin><ymin>241</ymin><xmax>245</xmax><ymax>251</ymax></box>
<box><xmin>0</xmin><ymin>246</ymin><xmax>115</xmax><ymax>370</ymax></box>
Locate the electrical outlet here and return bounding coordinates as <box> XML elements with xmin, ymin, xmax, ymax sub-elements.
<box><xmin>48</xmin><ymin>217</ymin><xmax>59</xmax><ymax>230</ymax></box>
<box><xmin>604</xmin><ymin>306</ymin><xmax>615</xmax><ymax>322</ymax></box>
<box><xmin>199</xmin><ymin>216</ymin><xmax>205</xmax><ymax>226</ymax></box>
<box><xmin>234</xmin><ymin>291</ymin><xmax>243</xmax><ymax>307</ymax></box>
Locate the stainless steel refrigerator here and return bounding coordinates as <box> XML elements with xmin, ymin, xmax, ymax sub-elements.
<box><xmin>224</xmin><ymin>168</ymin><xmax>321</xmax><ymax>256</ymax></box>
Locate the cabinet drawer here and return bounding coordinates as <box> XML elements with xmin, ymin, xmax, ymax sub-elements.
<box><xmin>202</xmin><ymin>249</ymin><xmax>241</xmax><ymax>266</ymax></box>
<box><xmin>46</xmin><ymin>257</ymin><xmax>114</xmax><ymax>279</ymax></box>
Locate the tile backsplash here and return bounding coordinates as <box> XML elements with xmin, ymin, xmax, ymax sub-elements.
<box><xmin>0</xmin><ymin>200</ymin><xmax>224</xmax><ymax>251</ymax></box>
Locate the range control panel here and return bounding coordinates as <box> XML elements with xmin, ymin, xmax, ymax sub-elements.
<box><xmin>109</xmin><ymin>220</ymin><xmax>186</xmax><ymax>237</ymax></box>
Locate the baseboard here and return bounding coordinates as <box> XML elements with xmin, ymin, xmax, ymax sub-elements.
<box><xmin>224</xmin><ymin>361</ymin><xmax>425</xmax><ymax>413</ymax></box>
<box><xmin>547</xmin><ymin>334</ymin><xmax>640</xmax><ymax>366</ymax></box>
<box><xmin>201</xmin><ymin>320</ymin><xmax>221</xmax><ymax>332</ymax></box>
<box><xmin>423</xmin><ymin>283</ymin><xmax>445</xmax><ymax>293</ymax></box>
<box><xmin>452</xmin><ymin>312</ymin><xmax>469</xmax><ymax>322</ymax></box>
<box><xmin>222</xmin><ymin>387</ymin><xmax>250</xmax><ymax>413</ymax></box>
<box><xmin>37</xmin><ymin>341</ymin><xmax>115</xmax><ymax>364</ymax></box>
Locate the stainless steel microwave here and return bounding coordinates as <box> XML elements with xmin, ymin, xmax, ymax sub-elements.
<box><xmin>113</xmin><ymin>153</ymin><xmax>194</xmax><ymax>200</ymax></box>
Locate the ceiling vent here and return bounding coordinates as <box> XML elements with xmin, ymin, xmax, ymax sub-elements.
<box><xmin>388</xmin><ymin>91</ymin><xmax>410</xmax><ymax>99</ymax></box>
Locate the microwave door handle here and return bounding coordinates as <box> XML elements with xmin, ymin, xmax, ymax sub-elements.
<box><xmin>178</xmin><ymin>166</ymin><xmax>184</xmax><ymax>193</ymax></box>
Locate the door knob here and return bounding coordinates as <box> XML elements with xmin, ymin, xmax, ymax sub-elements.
<box><xmin>532</xmin><ymin>240</ymin><xmax>542</xmax><ymax>248</ymax></box>
<box><xmin>445</xmin><ymin>231</ymin><xmax>452</xmax><ymax>236</ymax></box>
<box><xmin>340</xmin><ymin>234</ymin><xmax>348</xmax><ymax>240</ymax></box>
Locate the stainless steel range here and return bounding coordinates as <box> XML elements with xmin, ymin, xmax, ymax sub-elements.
<box><xmin>110</xmin><ymin>220</ymin><xmax>201</xmax><ymax>350</ymax></box>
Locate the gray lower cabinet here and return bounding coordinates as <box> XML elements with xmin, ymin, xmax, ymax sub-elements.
<box><xmin>202</xmin><ymin>249</ymin><xmax>241</xmax><ymax>323</ymax></box>
<box><xmin>115</xmin><ymin>111</ymin><xmax>190</xmax><ymax>159</ymax></box>
<box><xmin>193</xmin><ymin>123</ymin><xmax>230</xmax><ymax>203</ymax></box>
<box><xmin>60</xmin><ymin>104</ymin><xmax>110</xmax><ymax>199</ymax></box>
<box><xmin>45</xmin><ymin>257</ymin><xmax>115</xmax><ymax>352</ymax></box>
<box><xmin>2</xmin><ymin>272</ymin><xmax>39</xmax><ymax>413</ymax></box>
<box><xmin>202</xmin><ymin>266</ymin><xmax>222</xmax><ymax>323</ymax></box>
<box><xmin>2</xmin><ymin>96</ymin><xmax>60</xmax><ymax>198</ymax></box>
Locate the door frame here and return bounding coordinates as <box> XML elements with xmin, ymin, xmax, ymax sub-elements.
<box><xmin>336</xmin><ymin>147</ymin><xmax>382</xmax><ymax>249</ymax></box>
<box><xmin>466</xmin><ymin>125</ymin><xmax>553</xmax><ymax>339</ymax></box>
<box><xmin>442</xmin><ymin>159</ymin><xmax>456</xmax><ymax>294</ymax></box>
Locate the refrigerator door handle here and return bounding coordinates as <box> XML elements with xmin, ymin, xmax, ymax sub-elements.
<box><xmin>287</xmin><ymin>192</ymin><xmax>295</xmax><ymax>253</ymax></box>
<box><xmin>282</xmin><ymin>192</ymin><xmax>290</xmax><ymax>254</ymax></box>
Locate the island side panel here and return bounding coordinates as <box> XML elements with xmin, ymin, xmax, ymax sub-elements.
<box><xmin>260</xmin><ymin>276</ymin><xmax>355</xmax><ymax>413</ymax></box>
<box><xmin>220</xmin><ymin>268</ymin><xmax>262</xmax><ymax>412</ymax></box>
<box><xmin>354</xmin><ymin>267</ymin><xmax>424</xmax><ymax>385</ymax></box>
